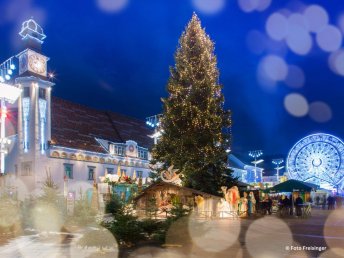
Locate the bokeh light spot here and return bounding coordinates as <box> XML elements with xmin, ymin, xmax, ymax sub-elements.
<box><xmin>192</xmin><ymin>0</ymin><xmax>225</xmax><ymax>15</ymax></box>
<box><xmin>286</xmin><ymin>23</ymin><xmax>313</xmax><ymax>55</ymax></box>
<box><xmin>97</xmin><ymin>0</ymin><xmax>128</xmax><ymax>13</ymax></box>
<box><xmin>304</xmin><ymin>5</ymin><xmax>329</xmax><ymax>33</ymax></box>
<box><xmin>256</xmin><ymin>0</ymin><xmax>271</xmax><ymax>12</ymax></box>
<box><xmin>188</xmin><ymin>215</ymin><xmax>241</xmax><ymax>252</ymax></box>
<box><xmin>309</xmin><ymin>101</ymin><xmax>332</xmax><ymax>123</ymax></box>
<box><xmin>288</xmin><ymin>13</ymin><xmax>309</xmax><ymax>31</ymax></box>
<box><xmin>328</xmin><ymin>50</ymin><xmax>344</xmax><ymax>76</ymax></box>
<box><xmin>323</xmin><ymin>210</ymin><xmax>344</xmax><ymax>256</ymax></box>
<box><xmin>266</xmin><ymin>13</ymin><xmax>288</xmax><ymax>41</ymax></box>
<box><xmin>238</xmin><ymin>0</ymin><xmax>259</xmax><ymax>13</ymax></box>
<box><xmin>260</xmin><ymin>55</ymin><xmax>288</xmax><ymax>81</ymax></box>
<box><xmin>284</xmin><ymin>93</ymin><xmax>309</xmax><ymax>117</ymax></box>
<box><xmin>316</xmin><ymin>25</ymin><xmax>343</xmax><ymax>52</ymax></box>
<box><xmin>246</xmin><ymin>217</ymin><xmax>293</xmax><ymax>258</ymax></box>
<box><xmin>285</xmin><ymin>65</ymin><xmax>305</xmax><ymax>88</ymax></box>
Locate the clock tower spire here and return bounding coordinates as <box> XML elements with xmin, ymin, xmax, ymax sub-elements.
<box><xmin>15</xmin><ymin>19</ymin><xmax>54</xmax><ymax>189</ymax></box>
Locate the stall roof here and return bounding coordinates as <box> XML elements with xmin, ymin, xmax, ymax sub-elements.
<box><xmin>265</xmin><ymin>179</ymin><xmax>319</xmax><ymax>193</ymax></box>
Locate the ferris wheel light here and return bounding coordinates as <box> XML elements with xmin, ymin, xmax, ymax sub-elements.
<box><xmin>287</xmin><ymin>133</ymin><xmax>344</xmax><ymax>191</ymax></box>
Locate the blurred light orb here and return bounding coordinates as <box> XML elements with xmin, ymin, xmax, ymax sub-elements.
<box><xmin>97</xmin><ymin>0</ymin><xmax>128</xmax><ymax>13</ymax></box>
<box><xmin>320</xmin><ymin>248</ymin><xmax>344</xmax><ymax>258</ymax></box>
<box><xmin>31</xmin><ymin>203</ymin><xmax>64</xmax><ymax>232</ymax></box>
<box><xmin>309</xmin><ymin>102</ymin><xmax>332</xmax><ymax>123</ymax></box>
<box><xmin>285</xmin><ymin>65</ymin><xmax>305</xmax><ymax>88</ymax></box>
<box><xmin>188</xmin><ymin>217</ymin><xmax>241</xmax><ymax>252</ymax></box>
<box><xmin>192</xmin><ymin>0</ymin><xmax>225</xmax><ymax>15</ymax></box>
<box><xmin>246</xmin><ymin>217</ymin><xmax>293</xmax><ymax>258</ymax></box>
<box><xmin>266</xmin><ymin>13</ymin><xmax>288</xmax><ymax>41</ymax></box>
<box><xmin>246</xmin><ymin>30</ymin><xmax>266</xmax><ymax>54</ymax></box>
<box><xmin>256</xmin><ymin>0</ymin><xmax>271</xmax><ymax>12</ymax></box>
<box><xmin>316</xmin><ymin>25</ymin><xmax>343</xmax><ymax>52</ymax></box>
<box><xmin>284</xmin><ymin>93</ymin><xmax>309</xmax><ymax>117</ymax></box>
<box><xmin>339</xmin><ymin>14</ymin><xmax>344</xmax><ymax>34</ymax></box>
<box><xmin>324</xmin><ymin>210</ymin><xmax>344</xmax><ymax>256</ymax></box>
<box><xmin>288</xmin><ymin>13</ymin><xmax>309</xmax><ymax>31</ymax></box>
<box><xmin>238</xmin><ymin>0</ymin><xmax>259</xmax><ymax>13</ymax></box>
<box><xmin>304</xmin><ymin>5</ymin><xmax>329</xmax><ymax>33</ymax></box>
<box><xmin>261</xmin><ymin>55</ymin><xmax>288</xmax><ymax>81</ymax></box>
<box><xmin>328</xmin><ymin>50</ymin><xmax>344</xmax><ymax>76</ymax></box>
<box><xmin>286</xmin><ymin>23</ymin><xmax>313</xmax><ymax>55</ymax></box>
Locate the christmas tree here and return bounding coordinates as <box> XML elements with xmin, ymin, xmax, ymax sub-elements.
<box><xmin>152</xmin><ymin>13</ymin><xmax>236</xmax><ymax>195</ymax></box>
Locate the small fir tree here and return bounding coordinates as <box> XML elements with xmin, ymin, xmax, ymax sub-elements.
<box><xmin>152</xmin><ymin>13</ymin><xmax>236</xmax><ymax>195</ymax></box>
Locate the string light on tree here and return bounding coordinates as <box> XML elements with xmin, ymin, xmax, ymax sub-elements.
<box><xmin>152</xmin><ymin>13</ymin><xmax>235</xmax><ymax>195</ymax></box>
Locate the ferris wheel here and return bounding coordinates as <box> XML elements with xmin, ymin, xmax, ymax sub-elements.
<box><xmin>287</xmin><ymin>133</ymin><xmax>344</xmax><ymax>190</ymax></box>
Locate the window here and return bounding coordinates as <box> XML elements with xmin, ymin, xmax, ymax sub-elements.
<box><xmin>21</xmin><ymin>161</ymin><xmax>32</xmax><ymax>176</ymax></box>
<box><xmin>109</xmin><ymin>144</ymin><xmax>125</xmax><ymax>156</ymax></box>
<box><xmin>88</xmin><ymin>166</ymin><xmax>95</xmax><ymax>180</ymax></box>
<box><xmin>106</xmin><ymin>168</ymin><xmax>114</xmax><ymax>175</ymax></box>
<box><xmin>23</xmin><ymin>87</ymin><xmax>30</xmax><ymax>98</ymax></box>
<box><xmin>137</xmin><ymin>171</ymin><xmax>143</xmax><ymax>178</ymax></box>
<box><xmin>64</xmin><ymin>164</ymin><xmax>73</xmax><ymax>179</ymax></box>
<box><xmin>138</xmin><ymin>149</ymin><xmax>148</xmax><ymax>160</ymax></box>
<box><xmin>39</xmin><ymin>88</ymin><xmax>46</xmax><ymax>99</ymax></box>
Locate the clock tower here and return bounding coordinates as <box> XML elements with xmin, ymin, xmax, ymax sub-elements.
<box><xmin>15</xmin><ymin>19</ymin><xmax>54</xmax><ymax>186</ymax></box>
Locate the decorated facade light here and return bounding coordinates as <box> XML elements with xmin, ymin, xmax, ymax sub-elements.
<box><xmin>0</xmin><ymin>57</ymin><xmax>16</xmax><ymax>82</ymax></box>
<box><xmin>272</xmin><ymin>158</ymin><xmax>284</xmax><ymax>182</ymax></box>
<box><xmin>249</xmin><ymin>150</ymin><xmax>264</xmax><ymax>183</ymax></box>
<box><xmin>0</xmin><ymin>82</ymin><xmax>22</xmax><ymax>174</ymax></box>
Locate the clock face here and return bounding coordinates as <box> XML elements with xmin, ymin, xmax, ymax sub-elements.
<box><xmin>28</xmin><ymin>54</ymin><xmax>46</xmax><ymax>75</ymax></box>
<box><xmin>129</xmin><ymin>145</ymin><xmax>135</xmax><ymax>152</ymax></box>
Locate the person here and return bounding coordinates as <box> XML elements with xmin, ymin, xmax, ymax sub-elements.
<box><xmin>295</xmin><ymin>194</ymin><xmax>303</xmax><ymax>217</ymax></box>
<box><xmin>322</xmin><ymin>195</ymin><xmax>327</xmax><ymax>210</ymax></box>
<box><xmin>316</xmin><ymin>196</ymin><xmax>320</xmax><ymax>206</ymax></box>
<box><xmin>267</xmin><ymin>195</ymin><xmax>273</xmax><ymax>215</ymax></box>
<box><xmin>336</xmin><ymin>196</ymin><xmax>343</xmax><ymax>209</ymax></box>
<box><xmin>289</xmin><ymin>195</ymin><xmax>293</xmax><ymax>215</ymax></box>
<box><xmin>247</xmin><ymin>191</ymin><xmax>256</xmax><ymax>216</ymax></box>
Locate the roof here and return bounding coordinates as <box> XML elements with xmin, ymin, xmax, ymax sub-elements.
<box><xmin>228</xmin><ymin>154</ymin><xmax>246</xmax><ymax>169</ymax></box>
<box><xmin>51</xmin><ymin>97</ymin><xmax>153</xmax><ymax>153</ymax></box>
<box><xmin>134</xmin><ymin>182</ymin><xmax>222</xmax><ymax>201</ymax></box>
<box><xmin>266</xmin><ymin>179</ymin><xmax>319</xmax><ymax>193</ymax></box>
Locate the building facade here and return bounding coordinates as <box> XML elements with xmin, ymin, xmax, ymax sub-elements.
<box><xmin>3</xmin><ymin>19</ymin><xmax>153</xmax><ymax>199</ymax></box>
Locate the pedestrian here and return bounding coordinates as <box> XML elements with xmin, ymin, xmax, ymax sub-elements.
<box><xmin>267</xmin><ymin>195</ymin><xmax>273</xmax><ymax>215</ymax></box>
<box><xmin>322</xmin><ymin>195</ymin><xmax>326</xmax><ymax>210</ymax></box>
<box><xmin>316</xmin><ymin>196</ymin><xmax>320</xmax><ymax>206</ymax></box>
<box><xmin>295</xmin><ymin>194</ymin><xmax>303</xmax><ymax>217</ymax></box>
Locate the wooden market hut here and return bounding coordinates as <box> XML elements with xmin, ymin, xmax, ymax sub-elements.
<box><xmin>133</xmin><ymin>182</ymin><xmax>222</xmax><ymax>218</ymax></box>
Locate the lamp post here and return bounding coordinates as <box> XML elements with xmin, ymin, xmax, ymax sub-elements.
<box><xmin>272</xmin><ymin>158</ymin><xmax>284</xmax><ymax>183</ymax></box>
<box><xmin>249</xmin><ymin>150</ymin><xmax>263</xmax><ymax>183</ymax></box>
<box><xmin>0</xmin><ymin>83</ymin><xmax>22</xmax><ymax>174</ymax></box>
<box><xmin>146</xmin><ymin>114</ymin><xmax>162</xmax><ymax>144</ymax></box>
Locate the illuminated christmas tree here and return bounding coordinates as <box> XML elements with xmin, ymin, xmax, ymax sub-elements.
<box><xmin>152</xmin><ymin>14</ymin><xmax>235</xmax><ymax>195</ymax></box>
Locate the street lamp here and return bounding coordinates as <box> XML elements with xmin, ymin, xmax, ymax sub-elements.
<box><xmin>272</xmin><ymin>158</ymin><xmax>284</xmax><ymax>183</ymax></box>
<box><xmin>249</xmin><ymin>150</ymin><xmax>263</xmax><ymax>183</ymax></box>
<box><xmin>0</xmin><ymin>82</ymin><xmax>22</xmax><ymax>174</ymax></box>
<box><xmin>146</xmin><ymin>114</ymin><xmax>162</xmax><ymax>144</ymax></box>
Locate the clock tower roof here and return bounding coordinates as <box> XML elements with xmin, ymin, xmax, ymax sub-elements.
<box><xmin>19</xmin><ymin>19</ymin><xmax>46</xmax><ymax>52</ymax></box>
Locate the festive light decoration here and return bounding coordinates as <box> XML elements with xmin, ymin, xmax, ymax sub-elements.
<box><xmin>0</xmin><ymin>57</ymin><xmax>16</xmax><ymax>82</ymax></box>
<box><xmin>0</xmin><ymin>83</ymin><xmax>21</xmax><ymax>173</ymax></box>
<box><xmin>249</xmin><ymin>150</ymin><xmax>264</xmax><ymax>183</ymax></box>
<box><xmin>39</xmin><ymin>99</ymin><xmax>47</xmax><ymax>154</ymax></box>
<box><xmin>152</xmin><ymin>14</ymin><xmax>234</xmax><ymax>195</ymax></box>
<box><xmin>22</xmin><ymin>98</ymin><xmax>30</xmax><ymax>152</ymax></box>
<box><xmin>272</xmin><ymin>158</ymin><xmax>284</xmax><ymax>182</ymax></box>
<box><xmin>287</xmin><ymin>133</ymin><xmax>344</xmax><ymax>191</ymax></box>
